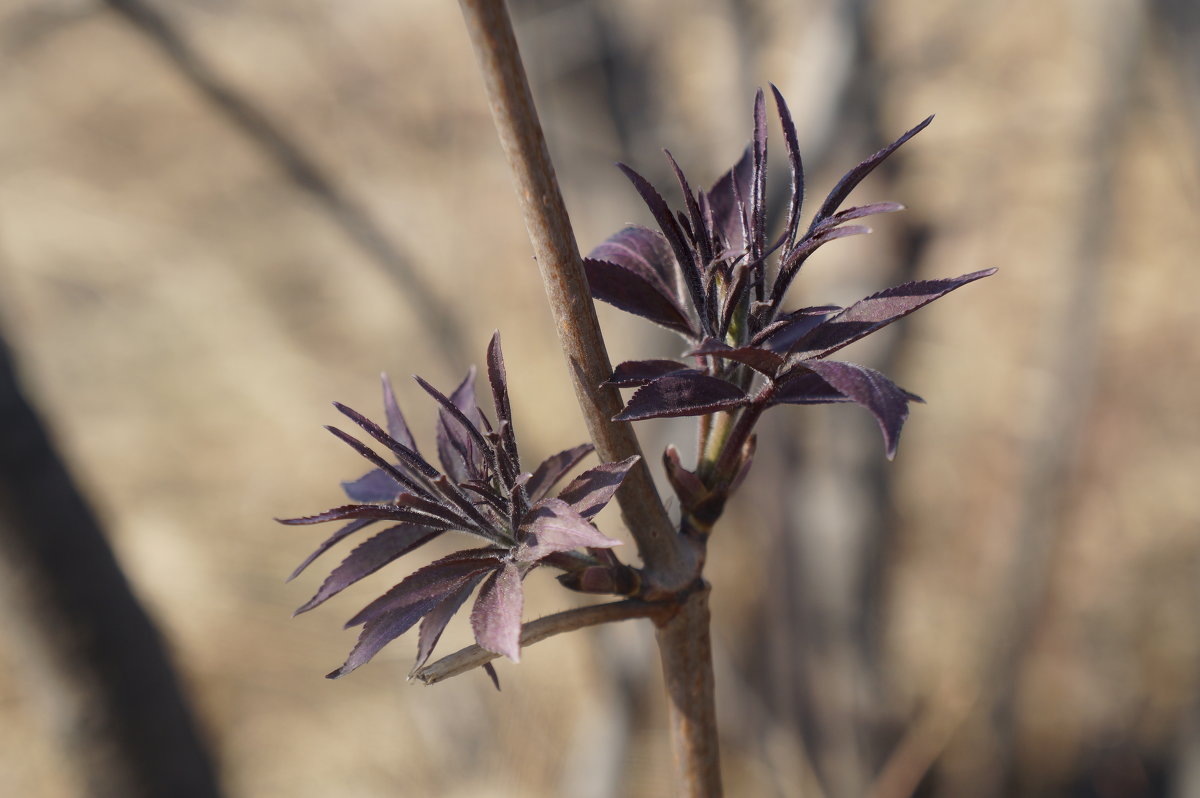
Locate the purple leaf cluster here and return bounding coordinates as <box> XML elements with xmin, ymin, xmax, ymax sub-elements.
<box><xmin>585</xmin><ymin>86</ymin><xmax>995</xmax><ymax>464</ymax></box>
<box><xmin>279</xmin><ymin>332</ymin><xmax>634</xmax><ymax>678</ymax></box>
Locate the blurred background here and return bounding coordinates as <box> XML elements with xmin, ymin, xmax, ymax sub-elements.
<box><xmin>0</xmin><ymin>0</ymin><xmax>1197</xmax><ymax>795</ymax></box>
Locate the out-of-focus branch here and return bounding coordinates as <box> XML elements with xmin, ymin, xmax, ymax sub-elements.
<box><xmin>942</xmin><ymin>3</ymin><xmax>1147</xmax><ymax>795</ymax></box>
<box><xmin>411</xmin><ymin>599</ymin><xmax>668</xmax><ymax>685</ymax></box>
<box><xmin>101</xmin><ymin>0</ymin><xmax>468</xmax><ymax>366</ymax></box>
<box><xmin>0</xmin><ymin>331</ymin><xmax>223</xmax><ymax>798</ymax></box>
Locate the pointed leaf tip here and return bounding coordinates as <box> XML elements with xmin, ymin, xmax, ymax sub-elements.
<box><xmin>796</xmin><ymin>361</ymin><xmax>916</xmax><ymax>458</ymax></box>
<box><xmin>483</xmin><ymin>662</ymin><xmax>501</xmax><ymax>690</ymax></box>
<box><xmin>814</xmin><ymin>115</ymin><xmax>935</xmax><ymax>223</ymax></box>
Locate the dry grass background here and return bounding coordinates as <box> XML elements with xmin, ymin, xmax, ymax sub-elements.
<box><xmin>0</xmin><ymin>0</ymin><xmax>1197</xmax><ymax>796</ymax></box>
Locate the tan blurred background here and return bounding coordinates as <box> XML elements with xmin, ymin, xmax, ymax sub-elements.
<box><xmin>0</xmin><ymin>0</ymin><xmax>1197</xmax><ymax>796</ymax></box>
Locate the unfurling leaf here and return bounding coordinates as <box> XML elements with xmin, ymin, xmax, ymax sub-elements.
<box><xmin>486</xmin><ymin>332</ymin><xmax>521</xmax><ymax>480</ymax></box>
<box><xmin>770</xmin><ymin>84</ymin><xmax>805</xmax><ymax>248</ymax></box>
<box><xmin>706</xmin><ymin>145</ymin><xmax>752</xmax><ymax>253</ymax></box>
<box><xmin>424</xmin><ymin>370</ymin><xmax>488</xmax><ymax>484</ymax></box>
<box><xmin>381</xmin><ymin>373</ymin><xmax>419</xmax><ymax>454</ymax></box>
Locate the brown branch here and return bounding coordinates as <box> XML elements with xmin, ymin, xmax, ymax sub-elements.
<box><xmin>654</xmin><ymin>583</ymin><xmax>723</xmax><ymax>796</ymax></box>
<box><xmin>454</xmin><ymin>0</ymin><xmax>693</xmax><ymax>595</ymax></box>
<box><xmin>454</xmin><ymin>4</ymin><xmax>721</xmax><ymax>795</ymax></box>
<box><xmin>411</xmin><ymin>599</ymin><xmax>668</xmax><ymax>685</ymax></box>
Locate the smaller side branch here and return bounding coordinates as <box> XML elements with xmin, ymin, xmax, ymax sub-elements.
<box><xmin>411</xmin><ymin>599</ymin><xmax>668</xmax><ymax>685</ymax></box>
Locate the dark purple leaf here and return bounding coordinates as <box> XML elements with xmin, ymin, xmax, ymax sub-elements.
<box><xmin>341</xmin><ymin>467</ymin><xmax>404</xmax><ymax>503</ymax></box>
<box><xmin>414</xmin><ymin>372</ymin><xmax>489</xmax><ymax>484</ymax></box>
<box><xmin>277</xmin><ymin>503</ymin><xmax>454</xmax><ymax>528</ymax></box>
<box><xmin>770</xmin><ymin>84</ymin><xmax>805</xmax><ymax>248</ymax></box>
<box><xmin>483</xmin><ymin>662</ymin><xmax>501</xmax><ymax>690</ymax></box>
<box><xmin>515</xmin><ymin>498</ymin><xmax>622</xmax><ymax>562</ymax></box>
<box><xmin>485</xmin><ymin>332</ymin><xmax>512</xmax><ymax>428</ymax></box>
<box><xmin>554</xmin><ymin>455</ymin><xmax>640</xmax><ymax>519</ymax></box>
<box><xmin>294</xmin><ymin>524</ymin><xmax>443</xmax><ymax>615</ymax></box>
<box><xmin>486</xmin><ymin>332</ymin><xmax>521</xmax><ymax>483</ymax></box>
<box><xmin>287</xmin><ymin>518</ymin><xmax>375</xmax><ymax>582</ymax></box>
<box><xmin>750</xmin><ymin>88</ymin><xmax>768</xmax><ymax>265</ymax></box>
<box><xmin>789</xmin><ymin>361</ymin><xmax>918</xmax><ymax>459</ymax></box>
<box><xmin>587</xmin><ymin>225</ymin><xmax>679</xmax><ymax>296</ymax></box>
<box><xmin>812</xmin><ymin>115</ymin><xmax>933</xmax><ymax>224</ymax></box>
<box><xmin>664</xmin><ymin>151</ymin><xmax>712</xmax><ymax>266</ymax></box>
<box><xmin>689</xmin><ymin>339</ymin><xmax>785</xmax><ymax>376</ymax></box>
<box><xmin>412</xmin><ymin>572</ymin><xmax>487</xmax><ymax>671</ymax></box>
<box><xmin>526</xmin><ymin>443</ymin><xmax>593</xmax><ymax>501</ymax></box>
<box><xmin>328</xmin><ymin>550</ymin><xmax>502</xmax><ymax>678</ymax></box>
<box><xmin>606</xmin><ymin>359</ymin><xmax>689</xmax><ymax>388</ymax></box>
<box><xmin>457</xmin><ymin>478</ymin><xmax>507</xmax><ymax>514</ymax></box>
<box><xmin>614</xmin><ymin>372</ymin><xmax>748</xmax><ymax>421</ymax></box>
<box><xmin>443</xmin><ymin>369</ymin><xmax>489</xmax><ymax>482</ymax></box>
<box><xmin>787</xmin><ymin>269</ymin><xmax>997</xmax><ymax>359</ymax></box>
<box><xmin>584</xmin><ymin>257</ymin><xmax>696</xmax><ymax>336</ymax></box>
<box><xmin>828</xmin><ymin>202</ymin><xmax>905</xmax><ymax>225</ymax></box>
<box><xmin>750</xmin><ymin>305</ymin><xmax>841</xmax><ymax>350</ymax></box>
<box><xmin>471</xmin><ymin>562</ymin><xmax>524</xmax><ymax>662</ymax></box>
<box><xmin>773</xmin><ymin>371</ymin><xmax>854</xmax><ymax>405</ymax></box>
<box><xmin>380</xmin><ymin>373</ymin><xmax>418</xmax><ymax>454</ymax></box>
<box><xmin>707</xmin><ymin>146</ymin><xmax>752</xmax><ymax>252</ymax></box>
<box><xmin>334</xmin><ymin>401</ymin><xmax>439</xmax><ymax>479</ymax></box>
<box><xmin>758</xmin><ymin>312</ymin><xmax>839</xmax><ymax>355</ymax></box>
<box><xmin>770</xmin><ymin>225</ymin><xmax>876</xmax><ymax>308</ymax></box>
<box><xmin>616</xmin><ymin>163</ymin><xmax>705</xmax><ymax>322</ymax></box>
<box><xmin>345</xmin><ymin>549</ymin><xmax>504</xmax><ymax>628</ymax></box>
<box><xmin>326</xmin><ymin>425</ymin><xmax>431</xmax><ymax>501</ymax></box>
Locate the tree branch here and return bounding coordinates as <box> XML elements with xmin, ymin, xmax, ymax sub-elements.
<box><xmin>411</xmin><ymin>599</ymin><xmax>668</xmax><ymax>685</ymax></box>
<box><xmin>454</xmin><ymin>0</ymin><xmax>693</xmax><ymax>594</ymax></box>
<box><xmin>454</xmin><ymin>4</ymin><xmax>722</xmax><ymax>794</ymax></box>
